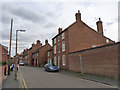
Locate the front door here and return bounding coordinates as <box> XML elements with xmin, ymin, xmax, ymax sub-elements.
<box><xmin>32</xmin><ymin>59</ymin><xmax>34</xmax><ymax>66</ymax></box>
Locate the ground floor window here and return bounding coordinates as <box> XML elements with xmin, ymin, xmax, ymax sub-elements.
<box><xmin>54</xmin><ymin>56</ymin><xmax>57</xmax><ymax>65</ymax></box>
<box><xmin>62</xmin><ymin>55</ymin><xmax>66</xmax><ymax>66</ymax></box>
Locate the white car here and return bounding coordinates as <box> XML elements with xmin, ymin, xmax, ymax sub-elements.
<box><xmin>19</xmin><ymin>61</ymin><xmax>24</xmax><ymax>66</ymax></box>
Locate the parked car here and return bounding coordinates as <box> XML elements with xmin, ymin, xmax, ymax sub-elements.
<box><xmin>19</xmin><ymin>61</ymin><xmax>24</xmax><ymax>66</ymax></box>
<box><xmin>44</xmin><ymin>63</ymin><xmax>59</xmax><ymax>72</ymax></box>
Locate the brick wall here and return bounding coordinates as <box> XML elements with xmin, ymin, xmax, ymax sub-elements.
<box><xmin>69</xmin><ymin>42</ymin><xmax>119</xmax><ymax>79</ymax></box>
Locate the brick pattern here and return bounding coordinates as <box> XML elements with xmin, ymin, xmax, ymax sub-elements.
<box><xmin>69</xmin><ymin>43</ymin><xmax>119</xmax><ymax>79</ymax></box>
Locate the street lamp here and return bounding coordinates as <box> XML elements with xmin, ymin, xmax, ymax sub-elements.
<box><xmin>15</xmin><ymin>29</ymin><xmax>26</xmax><ymax>80</ymax></box>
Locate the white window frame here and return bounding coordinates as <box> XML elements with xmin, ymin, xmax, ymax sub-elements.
<box><xmin>106</xmin><ymin>39</ymin><xmax>109</xmax><ymax>43</ymax></box>
<box><xmin>62</xmin><ymin>33</ymin><xmax>65</xmax><ymax>39</ymax></box>
<box><xmin>50</xmin><ymin>59</ymin><xmax>52</xmax><ymax>64</ymax></box>
<box><xmin>48</xmin><ymin>52</ymin><xmax>49</xmax><ymax>57</ymax></box>
<box><xmin>48</xmin><ymin>58</ymin><xmax>49</xmax><ymax>63</ymax></box>
<box><xmin>58</xmin><ymin>36</ymin><xmax>60</xmax><ymax>42</ymax></box>
<box><xmin>62</xmin><ymin>55</ymin><xmax>66</xmax><ymax>66</ymax></box>
<box><xmin>54</xmin><ymin>56</ymin><xmax>57</xmax><ymax>65</ymax></box>
<box><xmin>54</xmin><ymin>45</ymin><xmax>56</xmax><ymax>54</ymax></box>
<box><xmin>62</xmin><ymin>41</ymin><xmax>65</xmax><ymax>52</ymax></box>
<box><xmin>54</xmin><ymin>38</ymin><xmax>56</xmax><ymax>44</ymax></box>
<box><xmin>58</xmin><ymin>44</ymin><xmax>60</xmax><ymax>53</ymax></box>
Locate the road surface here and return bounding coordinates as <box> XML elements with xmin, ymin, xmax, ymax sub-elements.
<box><xmin>19</xmin><ymin>66</ymin><xmax>116</xmax><ymax>88</ymax></box>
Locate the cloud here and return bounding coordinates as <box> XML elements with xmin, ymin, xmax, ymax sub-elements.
<box><xmin>1</xmin><ymin>1</ymin><xmax>118</xmax><ymax>57</ymax></box>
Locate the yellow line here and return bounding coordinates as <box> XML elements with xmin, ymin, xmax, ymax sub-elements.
<box><xmin>19</xmin><ymin>70</ymin><xmax>28</xmax><ymax>90</ymax></box>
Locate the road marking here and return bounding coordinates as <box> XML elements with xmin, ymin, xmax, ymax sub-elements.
<box><xmin>19</xmin><ymin>70</ymin><xmax>28</xmax><ymax>90</ymax></box>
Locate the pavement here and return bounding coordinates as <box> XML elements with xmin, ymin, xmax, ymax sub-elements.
<box><xmin>2</xmin><ymin>68</ymin><xmax>24</xmax><ymax>89</ymax></box>
<box><xmin>1</xmin><ymin>66</ymin><xmax>120</xmax><ymax>89</ymax></box>
<box><xmin>19</xmin><ymin>66</ymin><xmax>118</xmax><ymax>88</ymax></box>
<box><xmin>59</xmin><ymin>70</ymin><xmax>119</xmax><ymax>88</ymax></box>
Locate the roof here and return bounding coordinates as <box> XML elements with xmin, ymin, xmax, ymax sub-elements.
<box><xmin>69</xmin><ymin>41</ymin><xmax>120</xmax><ymax>54</ymax></box>
<box><xmin>32</xmin><ymin>43</ymin><xmax>52</xmax><ymax>54</ymax></box>
<box><xmin>52</xmin><ymin>20</ymin><xmax>114</xmax><ymax>43</ymax></box>
<box><xmin>52</xmin><ymin>22</ymin><xmax>76</xmax><ymax>40</ymax></box>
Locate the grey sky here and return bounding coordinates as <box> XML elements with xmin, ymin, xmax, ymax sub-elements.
<box><xmin>1</xmin><ymin>0</ymin><xmax>119</xmax><ymax>57</ymax></box>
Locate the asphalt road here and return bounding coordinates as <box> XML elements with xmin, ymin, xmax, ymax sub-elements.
<box><xmin>19</xmin><ymin>66</ymin><xmax>116</xmax><ymax>88</ymax></box>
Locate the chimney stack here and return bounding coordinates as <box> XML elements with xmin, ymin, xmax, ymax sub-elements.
<box><xmin>58</xmin><ymin>27</ymin><xmax>62</xmax><ymax>34</ymax></box>
<box><xmin>37</xmin><ymin>40</ymin><xmax>40</xmax><ymax>44</ymax></box>
<box><xmin>32</xmin><ymin>43</ymin><xmax>35</xmax><ymax>47</ymax></box>
<box><xmin>96</xmin><ymin>18</ymin><xmax>103</xmax><ymax>35</ymax></box>
<box><xmin>75</xmin><ymin>10</ymin><xmax>81</xmax><ymax>22</ymax></box>
<box><xmin>45</xmin><ymin>39</ymin><xmax>48</xmax><ymax>45</ymax></box>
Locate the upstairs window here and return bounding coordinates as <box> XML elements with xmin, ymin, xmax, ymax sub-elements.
<box><xmin>48</xmin><ymin>52</ymin><xmax>49</xmax><ymax>57</ymax></box>
<box><xmin>54</xmin><ymin>45</ymin><xmax>56</xmax><ymax>54</ymax></box>
<box><xmin>58</xmin><ymin>44</ymin><xmax>60</xmax><ymax>53</ymax></box>
<box><xmin>106</xmin><ymin>39</ymin><xmax>109</xmax><ymax>43</ymax></box>
<box><xmin>54</xmin><ymin>38</ymin><xmax>56</xmax><ymax>44</ymax></box>
<box><xmin>62</xmin><ymin>33</ymin><xmax>65</xmax><ymax>39</ymax></box>
<box><xmin>58</xmin><ymin>36</ymin><xmax>60</xmax><ymax>42</ymax></box>
<box><xmin>62</xmin><ymin>41</ymin><xmax>65</xmax><ymax>52</ymax></box>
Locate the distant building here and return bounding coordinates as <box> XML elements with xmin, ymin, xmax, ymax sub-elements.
<box><xmin>22</xmin><ymin>39</ymin><xmax>52</xmax><ymax>67</ymax></box>
<box><xmin>52</xmin><ymin>10</ymin><xmax>114</xmax><ymax>70</ymax></box>
<box><xmin>0</xmin><ymin>44</ymin><xmax>8</xmax><ymax>62</ymax></box>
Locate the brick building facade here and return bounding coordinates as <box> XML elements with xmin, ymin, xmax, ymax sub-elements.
<box><xmin>52</xmin><ymin>10</ymin><xmax>114</xmax><ymax>70</ymax></box>
<box><xmin>69</xmin><ymin>42</ymin><xmax>120</xmax><ymax>79</ymax></box>
<box><xmin>0</xmin><ymin>44</ymin><xmax>9</xmax><ymax>81</ymax></box>
<box><xmin>21</xmin><ymin>39</ymin><xmax>52</xmax><ymax>67</ymax></box>
<box><xmin>47</xmin><ymin>48</ymin><xmax>53</xmax><ymax>64</ymax></box>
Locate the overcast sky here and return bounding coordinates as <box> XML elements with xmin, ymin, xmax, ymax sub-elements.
<box><xmin>0</xmin><ymin>0</ymin><xmax>119</xmax><ymax>57</ymax></box>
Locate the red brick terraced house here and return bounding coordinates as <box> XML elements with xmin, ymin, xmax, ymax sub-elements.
<box><xmin>22</xmin><ymin>39</ymin><xmax>52</xmax><ymax>67</ymax></box>
<box><xmin>31</xmin><ymin>39</ymin><xmax>52</xmax><ymax>67</ymax></box>
<box><xmin>0</xmin><ymin>44</ymin><xmax>9</xmax><ymax>80</ymax></box>
<box><xmin>47</xmin><ymin>48</ymin><xmax>53</xmax><ymax>64</ymax></box>
<box><xmin>52</xmin><ymin>10</ymin><xmax>115</xmax><ymax>70</ymax></box>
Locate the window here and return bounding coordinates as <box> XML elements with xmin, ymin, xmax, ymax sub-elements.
<box><xmin>54</xmin><ymin>56</ymin><xmax>57</xmax><ymax>65</ymax></box>
<box><xmin>106</xmin><ymin>39</ymin><xmax>109</xmax><ymax>43</ymax></box>
<box><xmin>48</xmin><ymin>58</ymin><xmax>49</xmax><ymax>63</ymax></box>
<box><xmin>62</xmin><ymin>55</ymin><xmax>66</xmax><ymax>66</ymax></box>
<box><xmin>2</xmin><ymin>52</ymin><xmax>5</xmax><ymax>55</ymax></box>
<box><xmin>58</xmin><ymin>44</ymin><xmax>60</xmax><ymax>53</ymax></box>
<box><xmin>62</xmin><ymin>33</ymin><xmax>65</xmax><ymax>39</ymax></box>
<box><xmin>54</xmin><ymin>38</ymin><xmax>56</xmax><ymax>44</ymax></box>
<box><xmin>37</xmin><ymin>53</ymin><xmax>38</xmax><ymax>56</ymax></box>
<box><xmin>50</xmin><ymin>59</ymin><xmax>52</xmax><ymax>64</ymax></box>
<box><xmin>48</xmin><ymin>52</ymin><xmax>49</xmax><ymax>57</ymax></box>
<box><xmin>54</xmin><ymin>45</ymin><xmax>56</xmax><ymax>54</ymax></box>
<box><xmin>62</xmin><ymin>41</ymin><xmax>65</xmax><ymax>52</ymax></box>
<box><xmin>58</xmin><ymin>36</ymin><xmax>60</xmax><ymax>42</ymax></box>
<box><xmin>58</xmin><ymin>56</ymin><xmax>60</xmax><ymax>68</ymax></box>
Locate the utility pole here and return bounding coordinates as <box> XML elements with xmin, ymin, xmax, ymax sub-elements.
<box><xmin>8</xmin><ymin>18</ymin><xmax>13</xmax><ymax>75</ymax></box>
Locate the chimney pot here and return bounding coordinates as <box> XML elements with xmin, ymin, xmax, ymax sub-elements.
<box><xmin>58</xmin><ymin>27</ymin><xmax>62</xmax><ymax>34</ymax></box>
<box><xmin>45</xmin><ymin>39</ymin><xmax>48</xmax><ymax>45</ymax></box>
<box><xmin>96</xmin><ymin>18</ymin><xmax>103</xmax><ymax>35</ymax></box>
<box><xmin>37</xmin><ymin>40</ymin><xmax>40</xmax><ymax>44</ymax></box>
<box><xmin>75</xmin><ymin>10</ymin><xmax>81</xmax><ymax>22</ymax></box>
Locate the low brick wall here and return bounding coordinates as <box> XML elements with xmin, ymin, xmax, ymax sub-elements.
<box><xmin>69</xmin><ymin>42</ymin><xmax>120</xmax><ymax>79</ymax></box>
<box><xmin>0</xmin><ymin>65</ymin><xmax>8</xmax><ymax>83</ymax></box>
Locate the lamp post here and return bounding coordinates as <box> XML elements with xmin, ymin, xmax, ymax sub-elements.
<box><xmin>15</xmin><ymin>29</ymin><xmax>26</xmax><ymax>80</ymax></box>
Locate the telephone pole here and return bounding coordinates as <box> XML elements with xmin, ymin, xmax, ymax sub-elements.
<box><xmin>8</xmin><ymin>18</ymin><xmax>13</xmax><ymax>75</ymax></box>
